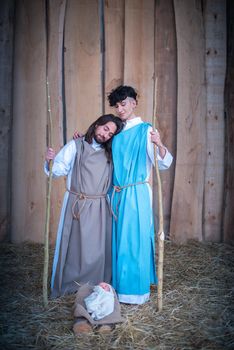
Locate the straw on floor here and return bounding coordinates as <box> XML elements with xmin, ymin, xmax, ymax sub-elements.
<box><xmin>0</xmin><ymin>240</ymin><xmax>233</xmax><ymax>349</ymax></box>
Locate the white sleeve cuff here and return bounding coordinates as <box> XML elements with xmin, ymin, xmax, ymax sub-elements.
<box><xmin>147</xmin><ymin>126</ymin><xmax>173</xmax><ymax>169</ymax></box>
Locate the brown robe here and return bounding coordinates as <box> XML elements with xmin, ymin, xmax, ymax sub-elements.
<box><xmin>73</xmin><ymin>283</ymin><xmax>125</xmax><ymax>325</ymax></box>
<box><xmin>51</xmin><ymin>138</ymin><xmax>113</xmax><ymax>298</ymax></box>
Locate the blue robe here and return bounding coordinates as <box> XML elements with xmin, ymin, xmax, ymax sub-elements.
<box><xmin>111</xmin><ymin>123</ymin><xmax>157</xmax><ymax>296</ymax></box>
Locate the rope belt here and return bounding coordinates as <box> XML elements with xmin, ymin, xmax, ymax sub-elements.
<box><xmin>67</xmin><ymin>188</ymin><xmax>106</xmax><ymax>220</ymax></box>
<box><xmin>111</xmin><ymin>180</ymin><xmax>149</xmax><ymax>221</ymax></box>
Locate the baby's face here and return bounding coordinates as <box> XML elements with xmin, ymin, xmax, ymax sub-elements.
<box><xmin>99</xmin><ymin>282</ymin><xmax>110</xmax><ymax>291</ymax></box>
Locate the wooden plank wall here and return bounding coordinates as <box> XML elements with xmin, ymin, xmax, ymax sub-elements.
<box><xmin>154</xmin><ymin>0</ymin><xmax>177</xmax><ymax>236</ymax></box>
<box><xmin>11</xmin><ymin>0</ymin><xmax>47</xmax><ymax>243</ymax></box>
<box><xmin>223</xmin><ymin>0</ymin><xmax>234</xmax><ymax>243</ymax></box>
<box><xmin>0</xmin><ymin>0</ymin><xmax>14</xmax><ymax>241</ymax></box>
<box><xmin>47</xmin><ymin>0</ymin><xmax>67</xmax><ymax>243</ymax></box>
<box><xmin>203</xmin><ymin>0</ymin><xmax>226</xmax><ymax>242</ymax></box>
<box><xmin>64</xmin><ymin>0</ymin><xmax>102</xmax><ymax>138</ymax></box>
<box><xmin>0</xmin><ymin>0</ymin><xmax>232</xmax><ymax>244</ymax></box>
<box><xmin>170</xmin><ymin>0</ymin><xmax>206</xmax><ymax>242</ymax></box>
<box><xmin>123</xmin><ymin>0</ymin><xmax>155</xmax><ymax>119</ymax></box>
<box><xmin>104</xmin><ymin>0</ymin><xmax>124</xmax><ymax>114</ymax></box>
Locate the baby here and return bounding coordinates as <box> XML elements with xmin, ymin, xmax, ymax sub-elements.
<box><xmin>84</xmin><ymin>282</ymin><xmax>114</xmax><ymax>320</ymax></box>
<box><xmin>73</xmin><ymin>282</ymin><xmax>124</xmax><ymax>335</ymax></box>
<box><xmin>99</xmin><ymin>282</ymin><xmax>111</xmax><ymax>291</ymax></box>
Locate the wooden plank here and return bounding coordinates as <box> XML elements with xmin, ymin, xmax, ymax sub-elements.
<box><xmin>12</xmin><ymin>0</ymin><xmax>47</xmax><ymax>243</ymax></box>
<box><xmin>47</xmin><ymin>0</ymin><xmax>67</xmax><ymax>244</ymax></box>
<box><xmin>123</xmin><ymin>0</ymin><xmax>155</xmax><ymax>120</ymax></box>
<box><xmin>155</xmin><ymin>0</ymin><xmax>177</xmax><ymax>237</ymax></box>
<box><xmin>104</xmin><ymin>0</ymin><xmax>124</xmax><ymax>114</ymax></box>
<box><xmin>64</xmin><ymin>0</ymin><xmax>102</xmax><ymax>138</ymax></box>
<box><xmin>0</xmin><ymin>0</ymin><xmax>14</xmax><ymax>241</ymax></box>
<box><xmin>203</xmin><ymin>0</ymin><xmax>226</xmax><ymax>242</ymax></box>
<box><xmin>170</xmin><ymin>0</ymin><xmax>206</xmax><ymax>243</ymax></box>
<box><xmin>223</xmin><ymin>0</ymin><xmax>234</xmax><ymax>243</ymax></box>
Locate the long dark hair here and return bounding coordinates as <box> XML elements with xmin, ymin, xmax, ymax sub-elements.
<box><xmin>84</xmin><ymin>114</ymin><xmax>123</xmax><ymax>161</ymax></box>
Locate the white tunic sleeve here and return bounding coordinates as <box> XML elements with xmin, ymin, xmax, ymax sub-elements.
<box><xmin>146</xmin><ymin>126</ymin><xmax>173</xmax><ymax>170</ymax></box>
<box><xmin>44</xmin><ymin>140</ymin><xmax>77</xmax><ymax>178</ymax></box>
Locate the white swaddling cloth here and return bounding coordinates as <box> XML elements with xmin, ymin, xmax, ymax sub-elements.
<box><xmin>84</xmin><ymin>284</ymin><xmax>115</xmax><ymax>320</ymax></box>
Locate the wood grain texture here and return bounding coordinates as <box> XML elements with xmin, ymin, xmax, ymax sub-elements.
<box><xmin>155</xmin><ymin>0</ymin><xmax>177</xmax><ymax>236</ymax></box>
<box><xmin>223</xmin><ymin>0</ymin><xmax>234</xmax><ymax>243</ymax></box>
<box><xmin>64</xmin><ymin>0</ymin><xmax>102</xmax><ymax>138</ymax></box>
<box><xmin>47</xmin><ymin>0</ymin><xmax>67</xmax><ymax>244</ymax></box>
<box><xmin>12</xmin><ymin>0</ymin><xmax>47</xmax><ymax>243</ymax></box>
<box><xmin>170</xmin><ymin>0</ymin><xmax>206</xmax><ymax>243</ymax></box>
<box><xmin>104</xmin><ymin>0</ymin><xmax>124</xmax><ymax>114</ymax></box>
<box><xmin>6</xmin><ymin>1</ymin><xmax>230</xmax><ymax>243</ymax></box>
<box><xmin>203</xmin><ymin>0</ymin><xmax>226</xmax><ymax>242</ymax></box>
<box><xmin>0</xmin><ymin>0</ymin><xmax>14</xmax><ymax>241</ymax></box>
<box><xmin>123</xmin><ymin>0</ymin><xmax>155</xmax><ymax>120</ymax></box>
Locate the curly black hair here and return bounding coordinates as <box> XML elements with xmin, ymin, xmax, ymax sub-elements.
<box><xmin>107</xmin><ymin>85</ymin><xmax>138</xmax><ymax>107</ymax></box>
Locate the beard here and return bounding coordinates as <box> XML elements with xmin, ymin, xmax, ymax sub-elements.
<box><xmin>94</xmin><ymin>134</ymin><xmax>105</xmax><ymax>144</ymax></box>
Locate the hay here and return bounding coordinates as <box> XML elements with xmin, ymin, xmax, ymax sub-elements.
<box><xmin>0</xmin><ymin>240</ymin><xmax>233</xmax><ymax>349</ymax></box>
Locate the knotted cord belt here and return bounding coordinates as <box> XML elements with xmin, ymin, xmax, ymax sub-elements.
<box><xmin>67</xmin><ymin>188</ymin><xmax>106</xmax><ymax>220</ymax></box>
<box><xmin>111</xmin><ymin>180</ymin><xmax>149</xmax><ymax>221</ymax></box>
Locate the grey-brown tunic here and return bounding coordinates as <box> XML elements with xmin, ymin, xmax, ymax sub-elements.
<box><xmin>73</xmin><ymin>283</ymin><xmax>125</xmax><ymax>325</ymax></box>
<box><xmin>51</xmin><ymin>138</ymin><xmax>113</xmax><ymax>298</ymax></box>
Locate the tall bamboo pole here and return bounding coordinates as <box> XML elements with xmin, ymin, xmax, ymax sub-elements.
<box><xmin>153</xmin><ymin>77</ymin><xmax>165</xmax><ymax>312</ymax></box>
<box><xmin>43</xmin><ymin>78</ymin><xmax>53</xmax><ymax>307</ymax></box>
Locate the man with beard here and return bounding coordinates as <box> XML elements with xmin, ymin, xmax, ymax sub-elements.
<box><xmin>45</xmin><ymin>114</ymin><xmax>123</xmax><ymax>298</ymax></box>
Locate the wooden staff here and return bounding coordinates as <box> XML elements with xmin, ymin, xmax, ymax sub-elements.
<box><xmin>153</xmin><ymin>77</ymin><xmax>164</xmax><ymax>312</ymax></box>
<box><xmin>43</xmin><ymin>78</ymin><xmax>53</xmax><ymax>307</ymax></box>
